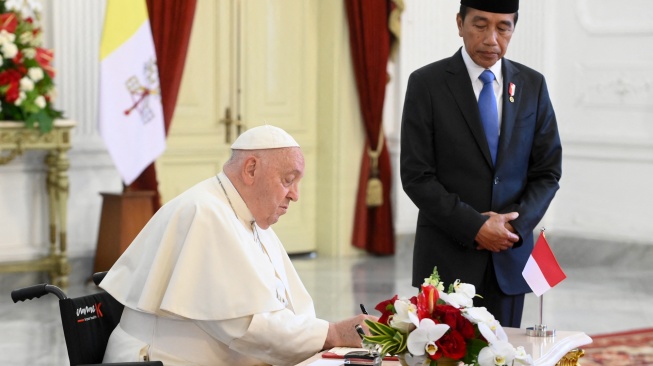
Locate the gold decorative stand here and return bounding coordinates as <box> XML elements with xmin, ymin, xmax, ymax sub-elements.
<box><xmin>0</xmin><ymin>120</ymin><xmax>76</xmax><ymax>288</ymax></box>
<box><xmin>556</xmin><ymin>349</ymin><xmax>585</xmax><ymax>366</ymax></box>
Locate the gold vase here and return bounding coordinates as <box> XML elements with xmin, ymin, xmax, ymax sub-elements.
<box><xmin>397</xmin><ymin>353</ymin><xmax>459</xmax><ymax>366</ymax></box>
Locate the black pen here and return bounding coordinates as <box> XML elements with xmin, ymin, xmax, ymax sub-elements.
<box><xmin>360</xmin><ymin>303</ymin><xmax>368</xmax><ymax>315</ymax></box>
<box><xmin>354</xmin><ymin>324</ymin><xmax>366</xmax><ymax>340</ymax></box>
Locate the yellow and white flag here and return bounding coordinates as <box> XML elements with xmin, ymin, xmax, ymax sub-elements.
<box><xmin>99</xmin><ymin>0</ymin><xmax>166</xmax><ymax>185</ymax></box>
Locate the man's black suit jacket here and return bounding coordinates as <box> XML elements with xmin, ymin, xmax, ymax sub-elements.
<box><xmin>400</xmin><ymin>49</ymin><xmax>562</xmax><ymax>295</ymax></box>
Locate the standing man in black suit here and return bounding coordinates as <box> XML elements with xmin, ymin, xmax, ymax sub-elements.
<box><xmin>400</xmin><ymin>0</ymin><xmax>562</xmax><ymax>328</ymax></box>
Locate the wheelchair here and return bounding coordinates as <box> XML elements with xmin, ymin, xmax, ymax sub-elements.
<box><xmin>11</xmin><ymin>272</ymin><xmax>162</xmax><ymax>366</ymax></box>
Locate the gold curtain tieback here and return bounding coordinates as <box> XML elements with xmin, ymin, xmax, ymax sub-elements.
<box><xmin>366</xmin><ymin>127</ymin><xmax>385</xmax><ymax>207</ymax></box>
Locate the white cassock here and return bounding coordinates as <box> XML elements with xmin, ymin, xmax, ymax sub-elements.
<box><xmin>101</xmin><ymin>172</ymin><xmax>328</xmax><ymax>366</ymax></box>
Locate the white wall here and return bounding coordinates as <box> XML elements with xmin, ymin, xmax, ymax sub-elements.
<box><xmin>1</xmin><ymin>0</ymin><xmax>652</xmax><ymax>264</ymax></box>
<box><xmin>550</xmin><ymin>0</ymin><xmax>653</xmax><ymax>243</ymax></box>
<box><xmin>390</xmin><ymin>0</ymin><xmax>653</xmax><ymax>245</ymax></box>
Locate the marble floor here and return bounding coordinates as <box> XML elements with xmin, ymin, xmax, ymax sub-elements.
<box><xmin>1</xmin><ymin>234</ymin><xmax>652</xmax><ymax>365</ymax></box>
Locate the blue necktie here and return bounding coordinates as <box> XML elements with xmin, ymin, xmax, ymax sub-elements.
<box><xmin>478</xmin><ymin>70</ymin><xmax>499</xmax><ymax>165</ymax></box>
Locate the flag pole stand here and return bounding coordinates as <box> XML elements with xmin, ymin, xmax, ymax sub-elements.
<box><xmin>526</xmin><ymin>294</ymin><xmax>556</xmax><ymax>337</ymax></box>
<box><xmin>524</xmin><ymin>227</ymin><xmax>565</xmax><ymax>337</ymax></box>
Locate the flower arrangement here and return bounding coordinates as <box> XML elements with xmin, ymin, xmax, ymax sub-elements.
<box><xmin>362</xmin><ymin>267</ymin><xmax>534</xmax><ymax>366</ymax></box>
<box><xmin>0</xmin><ymin>0</ymin><xmax>63</xmax><ymax>133</ymax></box>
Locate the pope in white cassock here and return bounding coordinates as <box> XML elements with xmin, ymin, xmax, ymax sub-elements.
<box><xmin>100</xmin><ymin>125</ymin><xmax>375</xmax><ymax>365</ymax></box>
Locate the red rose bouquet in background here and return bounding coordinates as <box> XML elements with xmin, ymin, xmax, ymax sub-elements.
<box><xmin>363</xmin><ymin>267</ymin><xmax>534</xmax><ymax>366</ymax></box>
<box><xmin>0</xmin><ymin>0</ymin><xmax>63</xmax><ymax>132</ymax></box>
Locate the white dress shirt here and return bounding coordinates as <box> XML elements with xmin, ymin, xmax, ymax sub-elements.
<box><xmin>461</xmin><ymin>46</ymin><xmax>504</xmax><ymax>130</ymax></box>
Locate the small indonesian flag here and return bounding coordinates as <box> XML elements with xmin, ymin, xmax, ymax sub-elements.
<box><xmin>522</xmin><ymin>231</ymin><xmax>567</xmax><ymax>297</ymax></box>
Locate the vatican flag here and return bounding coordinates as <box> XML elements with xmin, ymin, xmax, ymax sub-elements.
<box><xmin>99</xmin><ymin>0</ymin><xmax>166</xmax><ymax>185</ymax></box>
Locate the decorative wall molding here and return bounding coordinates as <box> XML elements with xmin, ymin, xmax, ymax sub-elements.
<box><xmin>564</xmin><ymin>139</ymin><xmax>653</xmax><ymax>163</ymax></box>
<box><xmin>576</xmin><ymin>0</ymin><xmax>653</xmax><ymax>35</ymax></box>
<box><xmin>575</xmin><ymin>63</ymin><xmax>653</xmax><ymax>108</ymax></box>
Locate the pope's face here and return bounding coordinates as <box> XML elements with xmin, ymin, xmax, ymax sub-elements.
<box><xmin>457</xmin><ymin>8</ymin><xmax>515</xmax><ymax>69</ymax></box>
<box><xmin>250</xmin><ymin>147</ymin><xmax>304</xmax><ymax>229</ymax></box>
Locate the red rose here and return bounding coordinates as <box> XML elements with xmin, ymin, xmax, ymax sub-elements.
<box><xmin>458</xmin><ymin>317</ymin><xmax>475</xmax><ymax>339</ymax></box>
<box><xmin>434</xmin><ymin>305</ymin><xmax>460</xmax><ymax>327</ymax></box>
<box><xmin>0</xmin><ymin>69</ymin><xmax>22</xmax><ymax>85</ymax></box>
<box><xmin>374</xmin><ymin>295</ymin><xmax>398</xmax><ymax>326</ymax></box>
<box><xmin>5</xmin><ymin>81</ymin><xmax>20</xmax><ymax>103</ymax></box>
<box><xmin>12</xmin><ymin>50</ymin><xmax>23</xmax><ymax>65</ymax></box>
<box><xmin>436</xmin><ymin>329</ymin><xmax>467</xmax><ymax>360</ymax></box>
<box><xmin>434</xmin><ymin>304</ymin><xmax>475</xmax><ymax>340</ymax></box>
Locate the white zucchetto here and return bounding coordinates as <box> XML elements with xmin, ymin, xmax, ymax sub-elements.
<box><xmin>230</xmin><ymin>125</ymin><xmax>300</xmax><ymax>150</ymax></box>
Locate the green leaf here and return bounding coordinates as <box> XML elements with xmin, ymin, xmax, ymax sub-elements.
<box><xmin>363</xmin><ymin>335</ymin><xmax>392</xmax><ymax>343</ymax></box>
<box><xmin>25</xmin><ymin>112</ymin><xmax>38</xmax><ymax>130</ymax></box>
<box><xmin>462</xmin><ymin>338</ymin><xmax>489</xmax><ymax>365</ymax></box>
<box><xmin>34</xmin><ymin>109</ymin><xmax>54</xmax><ymax>133</ymax></box>
<box><xmin>392</xmin><ymin>329</ymin><xmax>408</xmax><ymax>354</ymax></box>
<box><xmin>379</xmin><ymin>342</ymin><xmax>397</xmax><ymax>358</ymax></box>
<box><xmin>365</xmin><ymin>320</ymin><xmax>396</xmax><ymax>337</ymax></box>
<box><xmin>363</xmin><ymin>320</ymin><xmax>408</xmax><ymax>357</ymax></box>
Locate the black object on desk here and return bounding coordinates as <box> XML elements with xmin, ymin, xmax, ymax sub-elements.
<box><xmin>343</xmin><ymin>351</ymin><xmax>382</xmax><ymax>366</ymax></box>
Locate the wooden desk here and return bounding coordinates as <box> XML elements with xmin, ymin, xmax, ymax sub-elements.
<box><xmin>0</xmin><ymin>120</ymin><xmax>76</xmax><ymax>287</ymax></box>
<box><xmin>295</xmin><ymin>328</ymin><xmax>591</xmax><ymax>366</ymax></box>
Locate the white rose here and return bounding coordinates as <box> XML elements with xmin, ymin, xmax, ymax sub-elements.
<box><xmin>15</xmin><ymin>91</ymin><xmax>26</xmax><ymax>106</ymax></box>
<box><xmin>47</xmin><ymin>89</ymin><xmax>57</xmax><ymax>103</ymax></box>
<box><xmin>28</xmin><ymin>67</ymin><xmax>44</xmax><ymax>82</ymax></box>
<box><xmin>30</xmin><ymin>33</ymin><xmax>43</xmax><ymax>47</ymax></box>
<box><xmin>0</xmin><ymin>29</ymin><xmax>16</xmax><ymax>44</ymax></box>
<box><xmin>23</xmin><ymin>48</ymin><xmax>36</xmax><ymax>59</ymax></box>
<box><xmin>20</xmin><ymin>77</ymin><xmax>34</xmax><ymax>92</ymax></box>
<box><xmin>35</xmin><ymin>95</ymin><xmax>46</xmax><ymax>109</ymax></box>
<box><xmin>1</xmin><ymin>42</ymin><xmax>18</xmax><ymax>59</ymax></box>
<box><xmin>19</xmin><ymin>31</ymin><xmax>33</xmax><ymax>44</ymax></box>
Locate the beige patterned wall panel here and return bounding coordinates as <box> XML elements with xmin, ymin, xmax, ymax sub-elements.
<box><xmin>158</xmin><ymin>0</ymin><xmax>230</xmax><ymax>205</ymax></box>
<box><xmin>239</xmin><ymin>0</ymin><xmax>317</xmax><ymax>253</ymax></box>
<box><xmin>157</xmin><ymin>157</ymin><xmax>224</xmax><ymax>202</ymax></box>
<box><xmin>169</xmin><ymin>0</ymin><xmax>224</xmax><ymax>135</ymax></box>
<box><xmin>159</xmin><ymin>0</ymin><xmax>317</xmax><ymax>253</ymax></box>
<box><xmin>239</xmin><ymin>0</ymin><xmax>317</xmax><ymax>139</ymax></box>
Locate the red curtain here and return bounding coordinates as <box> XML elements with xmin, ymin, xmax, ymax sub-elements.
<box><xmin>345</xmin><ymin>0</ymin><xmax>395</xmax><ymax>255</ymax></box>
<box><xmin>126</xmin><ymin>0</ymin><xmax>197</xmax><ymax>211</ymax></box>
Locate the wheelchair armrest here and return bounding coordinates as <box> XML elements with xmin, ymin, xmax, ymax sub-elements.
<box><xmin>11</xmin><ymin>284</ymin><xmax>67</xmax><ymax>302</ymax></box>
<box><xmin>92</xmin><ymin>271</ymin><xmax>108</xmax><ymax>286</ymax></box>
